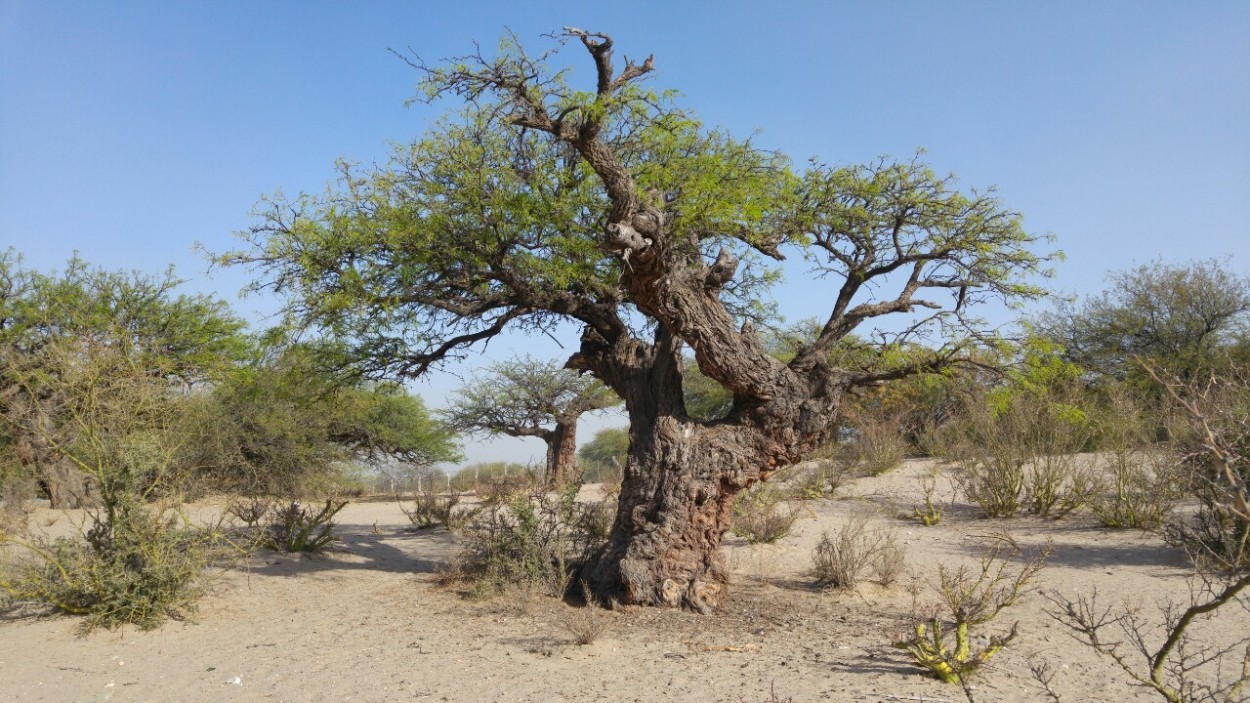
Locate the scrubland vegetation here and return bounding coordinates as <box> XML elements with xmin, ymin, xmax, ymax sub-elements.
<box><xmin>3</xmin><ymin>28</ymin><xmax>1249</xmax><ymax>703</ymax></box>
<box><xmin>4</xmin><ymin>247</ymin><xmax>1246</xmax><ymax>700</ymax></box>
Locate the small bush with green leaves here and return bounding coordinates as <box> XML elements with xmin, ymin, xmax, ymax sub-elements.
<box><xmin>898</xmin><ymin>537</ymin><xmax>1049</xmax><ymax>686</ymax></box>
<box><xmin>1091</xmin><ymin>448</ymin><xmax>1184</xmax><ymax>530</ymax></box>
<box><xmin>263</xmin><ymin>498</ymin><xmax>346</xmax><ymax>553</ymax></box>
<box><xmin>0</xmin><ymin>500</ymin><xmax>226</xmax><ymax>631</ymax></box>
<box><xmin>732</xmin><ymin>485</ymin><xmax>801</xmax><ymax>544</ymax></box>
<box><xmin>443</xmin><ymin>483</ymin><xmax>606</xmax><ymax>599</ymax></box>
<box><xmin>956</xmin><ymin>453</ymin><xmax>1027</xmax><ymax>518</ymax></box>
<box><xmin>1026</xmin><ymin>452</ymin><xmax>1101</xmax><ymax>519</ymax></box>
<box><xmin>952</xmin><ymin>384</ymin><xmax>1095</xmax><ymax>519</ymax></box>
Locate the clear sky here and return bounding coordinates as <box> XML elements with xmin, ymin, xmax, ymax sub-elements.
<box><xmin>2</xmin><ymin>1</ymin><xmax>1248</xmax><ymax>467</ymax></box>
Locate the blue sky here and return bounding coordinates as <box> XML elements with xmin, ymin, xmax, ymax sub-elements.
<box><xmin>2</xmin><ymin>1</ymin><xmax>1248</xmax><ymax>466</ymax></box>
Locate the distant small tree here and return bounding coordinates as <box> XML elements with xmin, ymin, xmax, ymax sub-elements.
<box><xmin>181</xmin><ymin>340</ymin><xmax>460</xmax><ymax>496</ymax></box>
<box><xmin>443</xmin><ymin>356</ymin><xmax>618</xmax><ymax>485</ymax></box>
<box><xmin>1037</xmin><ymin>259</ymin><xmax>1250</xmax><ymax>383</ymax></box>
<box><xmin>578</xmin><ymin>426</ymin><xmax>629</xmax><ymax>480</ymax></box>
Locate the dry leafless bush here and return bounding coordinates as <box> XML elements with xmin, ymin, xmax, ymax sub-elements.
<box><xmin>840</xmin><ymin>408</ymin><xmax>910</xmax><ymax>476</ymax></box>
<box><xmin>224</xmin><ymin>496</ymin><xmax>273</xmax><ymax>529</ymax></box>
<box><xmin>874</xmin><ymin>528</ymin><xmax>908</xmax><ymax>587</ymax></box>
<box><xmin>443</xmin><ymin>483</ymin><xmax>606</xmax><ymax>600</ymax></box>
<box><xmin>477</xmin><ymin>472</ymin><xmax>542</xmax><ymax>505</ymax></box>
<box><xmin>909</xmin><ymin>469</ymin><xmax>946</xmax><ymax>526</ymax></box>
<box><xmin>400</xmin><ymin>490</ymin><xmax>471</xmax><ymax>530</ymax></box>
<box><xmin>812</xmin><ymin>513</ymin><xmax>905</xmax><ymax>589</ymax></box>
<box><xmin>559</xmin><ymin>584</ymin><xmax>611</xmax><ymax>645</ymax></box>
<box><xmin>263</xmin><ymin>498</ymin><xmax>346</xmax><ymax>553</ymax></box>
<box><xmin>1044</xmin><ymin>361</ymin><xmax>1250</xmax><ymax>703</ymax></box>
<box><xmin>1158</xmin><ymin>365</ymin><xmax>1250</xmax><ymax>573</ymax></box>
<box><xmin>779</xmin><ymin>460</ymin><xmax>846</xmax><ymax>500</ymax></box>
<box><xmin>1046</xmin><ymin>576</ymin><xmax>1250</xmax><ymax>703</ymax></box>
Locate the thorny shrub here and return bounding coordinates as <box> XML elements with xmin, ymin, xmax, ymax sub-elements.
<box><xmin>441</xmin><ymin>482</ymin><xmax>613</xmax><ymax>599</ymax></box>
<box><xmin>732</xmin><ymin>485</ymin><xmax>802</xmax><ymax>544</ymax></box>
<box><xmin>0</xmin><ymin>499</ymin><xmax>233</xmax><ymax>631</ymax></box>
<box><xmin>263</xmin><ymin>498</ymin><xmax>346</xmax><ymax>553</ymax></box>
<box><xmin>812</xmin><ymin>513</ymin><xmax>906</xmax><ymax>589</ymax></box>
<box><xmin>400</xmin><ymin>491</ymin><xmax>475</xmax><ymax>531</ymax></box>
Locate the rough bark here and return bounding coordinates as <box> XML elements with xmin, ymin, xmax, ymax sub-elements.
<box><xmin>573</xmin><ymin>322</ymin><xmax>847</xmax><ymax>611</ymax></box>
<box><xmin>546</xmin><ymin>421</ymin><xmax>579</xmax><ymax>486</ymax></box>
<box><xmin>8</xmin><ymin>411</ymin><xmax>91</xmax><ymax>509</ymax></box>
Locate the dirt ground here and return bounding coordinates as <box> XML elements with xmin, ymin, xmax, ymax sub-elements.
<box><xmin>2</xmin><ymin>458</ymin><xmax>1244</xmax><ymax>703</ymax></box>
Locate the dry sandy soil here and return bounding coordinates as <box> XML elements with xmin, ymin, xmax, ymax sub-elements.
<box><xmin>2</xmin><ymin>459</ymin><xmax>1245</xmax><ymax>703</ymax></box>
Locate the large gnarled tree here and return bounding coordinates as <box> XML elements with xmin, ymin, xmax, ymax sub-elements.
<box><xmin>226</xmin><ymin>30</ymin><xmax>1054</xmax><ymax>610</ymax></box>
<box><xmin>443</xmin><ymin>355</ymin><xmax>618</xmax><ymax>485</ymax></box>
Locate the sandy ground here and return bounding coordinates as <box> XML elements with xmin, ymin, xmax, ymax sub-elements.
<box><xmin>2</xmin><ymin>459</ymin><xmax>1245</xmax><ymax>703</ymax></box>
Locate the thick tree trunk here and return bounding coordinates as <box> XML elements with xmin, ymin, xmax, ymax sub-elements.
<box><xmin>545</xmin><ymin>421</ymin><xmax>579</xmax><ymax>486</ymax></box>
<box><xmin>574</xmin><ymin>332</ymin><xmax>845</xmax><ymax>612</ymax></box>
<box><xmin>12</xmin><ymin>424</ymin><xmax>91</xmax><ymax>509</ymax></box>
<box><xmin>580</xmin><ymin>418</ymin><xmax>748</xmax><ymax>612</ymax></box>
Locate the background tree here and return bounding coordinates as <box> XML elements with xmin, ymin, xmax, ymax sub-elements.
<box><xmin>225</xmin><ymin>30</ymin><xmax>1054</xmax><ymax>610</ymax></box>
<box><xmin>578</xmin><ymin>426</ymin><xmax>629</xmax><ymax>481</ymax></box>
<box><xmin>443</xmin><ymin>355</ymin><xmax>618</xmax><ymax>485</ymax></box>
<box><xmin>180</xmin><ymin>339</ymin><xmax>460</xmax><ymax>496</ymax></box>
<box><xmin>0</xmin><ymin>252</ymin><xmax>245</xmax><ymax>507</ymax></box>
<box><xmin>1035</xmin><ymin>259</ymin><xmax>1250</xmax><ymax>383</ymax></box>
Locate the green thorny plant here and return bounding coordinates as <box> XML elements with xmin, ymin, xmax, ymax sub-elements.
<box><xmin>263</xmin><ymin>499</ymin><xmax>347</xmax><ymax>553</ymax></box>
<box><xmin>446</xmin><ymin>480</ymin><xmax>610</xmax><ymax>599</ymax></box>
<box><xmin>0</xmin><ymin>334</ymin><xmax>242</xmax><ymax>631</ymax></box>
<box><xmin>910</xmin><ymin>469</ymin><xmax>945</xmax><ymax>526</ymax></box>
<box><xmin>899</xmin><ymin>536</ymin><xmax>1051</xmax><ymax>687</ymax></box>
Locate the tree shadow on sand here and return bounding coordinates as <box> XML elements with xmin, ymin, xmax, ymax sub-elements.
<box><xmin>242</xmin><ymin>520</ymin><xmax>456</xmax><ymax>578</ymax></box>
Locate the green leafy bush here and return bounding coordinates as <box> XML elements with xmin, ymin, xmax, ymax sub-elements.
<box><xmin>0</xmin><ymin>502</ymin><xmax>225</xmax><ymax>631</ymax></box>
<box><xmin>952</xmin><ymin>382</ymin><xmax>1095</xmax><ymax>518</ymax></box>
<box><xmin>442</xmin><ymin>483</ymin><xmax>608</xmax><ymax>599</ymax></box>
